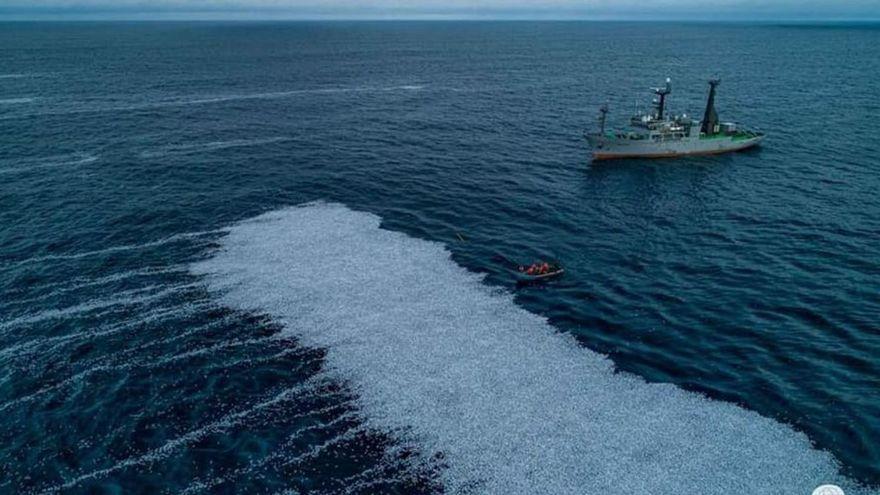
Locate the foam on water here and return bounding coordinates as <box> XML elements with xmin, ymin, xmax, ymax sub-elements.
<box><xmin>192</xmin><ymin>202</ymin><xmax>868</xmax><ymax>495</ymax></box>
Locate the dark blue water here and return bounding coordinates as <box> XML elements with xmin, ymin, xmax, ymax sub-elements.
<box><xmin>1</xmin><ymin>21</ymin><xmax>879</xmax><ymax>494</ymax></box>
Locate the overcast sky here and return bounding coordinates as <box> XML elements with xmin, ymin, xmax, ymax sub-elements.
<box><xmin>2</xmin><ymin>0</ymin><xmax>879</xmax><ymax>20</ymax></box>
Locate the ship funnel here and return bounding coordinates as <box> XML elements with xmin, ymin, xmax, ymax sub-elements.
<box><xmin>701</xmin><ymin>78</ymin><xmax>721</xmax><ymax>135</ymax></box>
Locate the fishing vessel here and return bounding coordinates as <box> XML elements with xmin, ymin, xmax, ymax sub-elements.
<box><xmin>585</xmin><ymin>79</ymin><xmax>763</xmax><ymax>161</ymax></box>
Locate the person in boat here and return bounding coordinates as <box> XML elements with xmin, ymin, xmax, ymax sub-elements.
<box><xmin>526</xmin><ymin>262</ymin><xmax>549</xmax><ymax>275</ymax></box>
<box><xmin>519</xmin><ymin>263</ymin><xmax>537</xmax><ymax>275</ymax></box>
<box><xmin>519</xmin><ymin>261</ymin><xmax>558</xmax><ymax>277</ymax></box>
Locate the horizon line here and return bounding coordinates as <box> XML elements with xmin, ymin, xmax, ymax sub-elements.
<box><xmin>2</xmin><ymin>16</ymin><xmax>880</xmax><ymax>22</ymax></box>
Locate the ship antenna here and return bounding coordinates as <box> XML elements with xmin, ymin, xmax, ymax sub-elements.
<box><xmin>598</xmin><ymin>103</ymin><xmax>609</xmax><ymax>134</ymax></box>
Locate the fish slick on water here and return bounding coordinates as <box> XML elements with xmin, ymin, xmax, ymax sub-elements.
<box><xmin>192</xmin><ymin>203</ymin><xmax>863</xmax><ymax>495</ymax></box>
<box><xmin>585</xmin><ymin>78</ymin><xmax>764</xmax><ymax>161</ymax></box>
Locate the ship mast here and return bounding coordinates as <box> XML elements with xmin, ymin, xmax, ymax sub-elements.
<box><xmin>701</xmin><ymin>79</ymin><xmax>721</xmax><ymax>135</ymax></box>
<box><xmin>653</xmin><ymin>78</ymin><xmax>672</xmax><ymax>120</ymax></box>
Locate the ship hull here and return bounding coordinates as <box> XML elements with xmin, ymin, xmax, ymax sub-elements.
<box><xmin>589</xmin><ymin>134</ymin><xmax>763</xmax><ymax>161</ymax></box>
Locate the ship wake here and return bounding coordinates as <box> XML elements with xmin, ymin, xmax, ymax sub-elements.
<box><xmin>192</xmin><ymin>202</ymin><xmax>863</xmax><ymax>495</ymax></box>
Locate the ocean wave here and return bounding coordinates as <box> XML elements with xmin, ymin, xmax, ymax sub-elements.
<box><xmin>41</xmin><ymin>378</ymin><xmax>331</xmax><ymax>494</ymax></box>
<box><xmin>2</xmin><ymin>230</ymin><xmax>222</xmax><ymax>269</ymax></box>
<box><xmin>177</xmin><ymin>409</ymin><xmax>362</xmax><ymax>495</ymax></box>
<box><xmin>0</xmin><ymin>152</ymin><xmax>97</xmax><ymax>176</ymax></box>
<box><xmin>158</xmin><ymin>84</ymin><xmax>423</xmax><ymax>106</ymax></box>
<box><xmin>0</xmin><ymin>265</ymin><xmax>186</xmax><ymax>308</ymax></box>
<box><xmin>0</xmin><ymin>84</ymin><xmax>427</xmax><ymax>120</ymax></box>
<box><xmin>0</xmin><ymin>301</ymin><xmax>210</xmax><ymax>364</ymax></box>
<box><xmin>0</xmin><ymin>97</ymin><xmax>35</xmax><ymax>104</ymax></box>
<box><xmin>139</xmin><ymin>137</ymin><xmax>292</xmax><ymax>158</ymax></box>
<box><xmin>191</xmin><ymin>202</ymin><xmax>865</xmax><ymax>495</ymax></box>
<box><xmin>0</xmin><ymin>283</ymin><xmax>200</xmax><ymax>333</ymax></box>
<box><xmin>0</xmin><ymin>73</ymin><xmax>46</xmax><ymax>79</ymax></box>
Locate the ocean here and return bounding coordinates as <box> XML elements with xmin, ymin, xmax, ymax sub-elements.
<box><xmin>1</xmin><ymin>21</ymin><xmax>878</xmax><ymax>494</ymax></box>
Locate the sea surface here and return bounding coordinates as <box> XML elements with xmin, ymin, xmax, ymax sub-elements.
<box><xmin>1</xmin><ymin>21</ymin><xmax>879</xmax><ymax>494</ymax></box>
